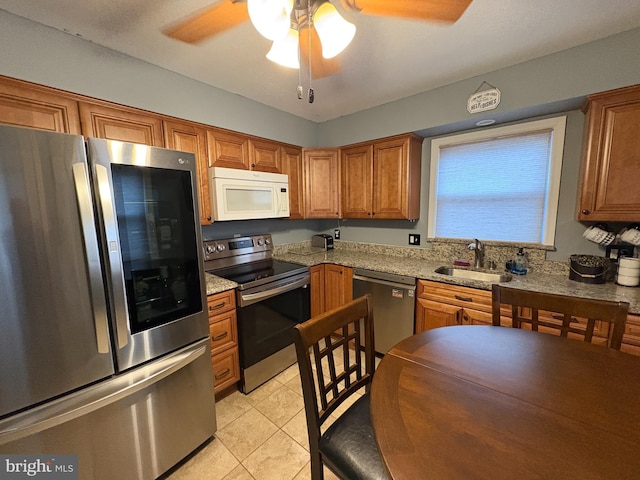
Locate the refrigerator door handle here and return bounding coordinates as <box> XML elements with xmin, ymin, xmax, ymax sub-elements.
<box><xmin>0</xmin><ymin>341</ymin><xmax>209</xmax><ymax>445</ymax></box>
<box><xmin>95</xmin><ymin>164</ymin><xmax>130</xmax><ymax>349</ymax></box>
<box><xmin>72</xmin><ymin>163</ymin><xmax>110</xmax><ymax>354</ymax></box>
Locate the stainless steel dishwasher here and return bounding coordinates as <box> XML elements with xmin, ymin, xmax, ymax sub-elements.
<box><xmin>352</xmin><ymin>268</ymin><xmax>416</xmax><ymax>354</ymax></box>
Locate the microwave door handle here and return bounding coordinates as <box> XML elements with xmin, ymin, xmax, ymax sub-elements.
<box><xmin>95</xmin><ymin>164</ymin><xmax>130</xmax><ymax>349</ymax></box>
<box><xmin>72</xmin><ymin>163</ymin><xmax>110</xmax><ymax>354</ymax></box>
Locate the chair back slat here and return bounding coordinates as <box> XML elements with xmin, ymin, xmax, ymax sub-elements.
<box><xmin>492</xmin><ymin>285</ymin><xmax>628</xmax><ymax>349</ymax></box>
<box><xmin>294</xmin><ymin>295</ymin><xmax>376</xmax><ymax>425</ymax></box>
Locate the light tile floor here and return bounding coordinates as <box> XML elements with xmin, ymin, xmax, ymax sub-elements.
<box><xmin>165</xmin><ymin>353</ymin><xmax>375</xmax><ymax>480</ymax></box>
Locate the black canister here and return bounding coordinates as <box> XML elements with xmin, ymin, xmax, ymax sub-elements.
<box><xmin>569</xmin><ymin>255</ymin><xmax>610</xmax><ymax>284</ymax></box>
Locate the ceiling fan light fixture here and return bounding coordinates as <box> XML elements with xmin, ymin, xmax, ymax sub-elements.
<box><xmin>313</xmin><ymin>1</ymin><xmax>356</xmax><ymax>59</ymax></box>
<box><xmin>266</xmin><ymin>28</ymin><xmax>300</xmax><ymax>68</ymax></box>
<box><xmin>248</xmin><ymin>0</ymin><xmax>294</xmax><ymax>41</ymax></box>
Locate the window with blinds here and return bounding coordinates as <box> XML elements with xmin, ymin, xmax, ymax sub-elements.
<box><xmin>427</xmin><ymin>116</ymin><xmax>566</xmax><ymax>245</ymax></box>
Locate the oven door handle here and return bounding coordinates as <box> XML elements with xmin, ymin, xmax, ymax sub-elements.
<box><xmin>239</xmin><ymin>275</ymin><xmax>309</xmax><ymax>307</ymax></box>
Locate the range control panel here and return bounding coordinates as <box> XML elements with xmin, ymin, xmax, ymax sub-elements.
<box><xmin>203</xmin><ymin>234</ymin><xmax>272</xmax><ymax>262</ymax></box>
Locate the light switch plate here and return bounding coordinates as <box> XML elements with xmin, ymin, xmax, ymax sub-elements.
<box><xmin>334</xmin><ymin>229</ymin><xmax>340</xmax><ymax>239</ymax></box>
<box><xmin>409</xmin><ymin>234</ymin><xmax>420</xmax><ymax>245</ymax></box>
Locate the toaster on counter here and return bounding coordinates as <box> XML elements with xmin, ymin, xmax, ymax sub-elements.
<box><xmin>311</xmin><ymin>234</ymin><xmax>334</xmax><ymax>250</ymax></box>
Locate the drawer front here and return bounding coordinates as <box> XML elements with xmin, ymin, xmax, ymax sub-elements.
<box><xmin>623</xmin><ymin>314</ymin><xmax>640</xmax><ymax>347</ymax></box>
<box><xmin>418</xmin><ymin>280</ymin><xmax>492</xmax><ymax>312</ymax></box>
<box><xmin>209</xmin><ymin>310</ymin><xmax>238</xmax><ymax>356</ymax></box>
<box><xmin>207</xmin><ymin>289</ymin><xmax>236</xmax><ymax>317</ymax></box>
<box><xmin>212</xmin><ymin>346</ymin><xmax>240</xmax><ymax>393</ymax></box>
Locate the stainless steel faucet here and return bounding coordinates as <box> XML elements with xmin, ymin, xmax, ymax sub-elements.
<box><xmin>468</xmin><ymin>239</ymin><xmax>485</xmax><ymax>269</ymax></box>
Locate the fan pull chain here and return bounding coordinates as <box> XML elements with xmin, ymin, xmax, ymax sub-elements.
<box><xmin>307</xmin><ymin>0</ymin><xmax>314</xmax><ymax>103</ymax></box>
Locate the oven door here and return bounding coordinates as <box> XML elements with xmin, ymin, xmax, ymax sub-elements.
<box><xmin>236</xmin><ymin>273</ymin><xmax>310</xmax><ymax>391</ymax></box>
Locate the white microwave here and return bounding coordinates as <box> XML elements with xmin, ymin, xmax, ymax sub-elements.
<box><xmin>210</xmin><ymin>167</ymin><xmax>290</xmax><ymax>221</ymax></box>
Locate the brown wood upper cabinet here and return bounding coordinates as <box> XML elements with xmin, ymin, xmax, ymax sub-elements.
<box><xmin>303</xmin><ymin>148</ymin><xmax>340</xmax><ymax>218</ymax></box>
<box><xmin>341</xmin><ymin>134</ymin><xmax>423</xmax><ymax>220</ymax></box>
<box><xmin>207</xmin><ymin>128</ymin><xmax>250</xmax><ymax>170</ymax></box>
<box><xmin>278</xmin><ymin>145</ymin><xmax>304</xmax><ymax>219</ymax></box>
<box><xmin>248</xmin><ymin>138</ymin><xmax>281</xmax><ymax>173</ymax></box>
<box><xmin>577</xmin><ymin>83</ymin><xmax>640</xmax><ymax>221</ymax></box>
<box><xmin>78</xmin><ymin>102</ymin><xmax>164</xmax><ymax>146</ymax></box>
<box><xmin>0</xmin><ymin>75</ymin><xmax>81</xmax><ymax>134</ymax></box>
<box><xmin>163</xmin><ymin>119</ymin><xmax>212</xmax><ymax>225</ymax></box>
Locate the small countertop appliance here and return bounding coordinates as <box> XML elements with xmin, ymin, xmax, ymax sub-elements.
<box><xmin>311</xmin><ymin>234</ymin><xmax>334</xmax><ymax>250</ymax></box>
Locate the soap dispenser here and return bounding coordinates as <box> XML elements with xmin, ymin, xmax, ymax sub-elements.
<box><xmin>512</xmin><ymin>248</ymin><xmax>528</xmax><ymax>275</ymax></box>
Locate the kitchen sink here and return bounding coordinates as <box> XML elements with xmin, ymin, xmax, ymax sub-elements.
<box><xmin>435</xmin><ymin>266</ymin><xmax>512</xmax><ymax>283</ymax></box>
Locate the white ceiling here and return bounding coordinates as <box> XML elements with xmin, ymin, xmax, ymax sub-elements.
<box><xmin>1</xmin><ymin>0</ymin><xmax>640</xmax><ymax>122</ymax></box>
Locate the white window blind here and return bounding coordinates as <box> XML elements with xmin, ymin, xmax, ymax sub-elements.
<box><xmin>428</xmin><ymin>117</ymin><xmax>566</xmax><ymax>245</ymax></box>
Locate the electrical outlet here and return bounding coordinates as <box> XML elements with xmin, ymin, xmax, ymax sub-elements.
<box><xmin>409</xmin><ymin>234</ymin><xmax>420</xmax><ymax>246</ymax></box>
<box><xmin>334</xmin><ymin>229</ymin><xmax>340</xmax><ymax>239</ymax></box>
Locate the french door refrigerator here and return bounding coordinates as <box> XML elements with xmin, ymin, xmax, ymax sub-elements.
<box><xmin>0</xmin><ymin>124</ymin><xmax>215</xmax><ymax>479</ymax></box>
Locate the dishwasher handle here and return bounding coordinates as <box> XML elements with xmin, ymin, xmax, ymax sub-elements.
<box><xmin>353</xmin><ymin>274</ymin><xmax>416</xmax><ymax>292</ymax></box>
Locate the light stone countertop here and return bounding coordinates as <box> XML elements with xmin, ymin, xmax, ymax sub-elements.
<box><xmin>204</xmin><ymin>273</ymin><xmax>237</xmax><ymax>296</ymax></box>
<box><xmin>274</xmin><ymin>248</ymin><xmax>640</xmax><ymax>314</ymax></box>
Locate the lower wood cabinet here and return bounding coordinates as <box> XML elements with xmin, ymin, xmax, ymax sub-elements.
<box><xmin>416</xmin><ymin>280</ymin><xmax>497</xmax><ymax>332</ymax></box>
<box><xmin>310</xmin><ymin>264</ymin><xmax>353</xmax><ymax>317</ymax></box>
<box><xmin>621</xmin><ymin>314</ymin><xmax>640</xmax><ymax>356</ymax></box>
<box><xmin>416</xmin><ymin>280</ymin><xmax>638</xmax><ymax>353</ymax></box>
<box><xmin>207</xmin><ymin>289</ymin><xmax>240</xmax><ymax>395</ymax></box>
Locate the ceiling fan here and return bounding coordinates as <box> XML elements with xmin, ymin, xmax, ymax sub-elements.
<box><xmin>163</xmin><ymin>0</ymin><xmax>473</xmax><ymax>79</ymax></box>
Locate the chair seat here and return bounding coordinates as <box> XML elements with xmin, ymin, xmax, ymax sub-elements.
<box><xmin>319</xmin><ymin>393</ymin><xmax>390</xmax><ymax>480</ymax></box>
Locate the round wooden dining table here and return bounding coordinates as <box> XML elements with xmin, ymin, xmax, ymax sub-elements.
<box><xmin>370</xmin><ymin>325</ymin><xmax>640</xmax><ymax>480</ymax></box>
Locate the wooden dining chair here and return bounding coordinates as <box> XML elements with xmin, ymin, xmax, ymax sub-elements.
<box><xmin>491</xmin><ymin>284</ymin><xmax>629</xmax><ymax>349</ymax></box>
<box><xmin>293</xmin><ymin>294</ymin><xmax>390</xmax><ymax>480</ymax></box>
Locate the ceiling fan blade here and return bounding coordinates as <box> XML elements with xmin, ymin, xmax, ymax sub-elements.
<box><xmin>163</xmin><ymin>0</ymin><xmax>249</xmax><ymax>44</ymax></box>
<box><xmin>299</xmin><ymin>26</ymin><xmax>341</xmax><ymax>79</ymax></box>
<box><xmin>340</xmin><ymin>0</ymin><xmax>472</xmax><ymax>23</ymax></box>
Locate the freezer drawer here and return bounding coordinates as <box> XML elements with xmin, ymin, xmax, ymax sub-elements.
<box><xmin>353</xmin><ymin>269</ymin><xmax>416</xmax><ymax>354</ymax></box>
<box><xmin>0</xmin><ymin>339</ymin><xmax>216</xmax><ymax>480</ymax></box>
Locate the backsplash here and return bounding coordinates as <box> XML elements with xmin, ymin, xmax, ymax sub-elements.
<box><xmin>275</xmin><ymin>238</ymin><xmax>570</xmax><ymax>276</ymax></box>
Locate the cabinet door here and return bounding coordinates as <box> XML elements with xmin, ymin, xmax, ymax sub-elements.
<box><xmin>324</xmin><ymin>264</ymin><xmax>353</xmax><ymax>312</ymax></box>
<box><xmin>0</xmin><ymin>76</ymin><xmax>81</xmax><ymax>134</ymax></box>
<box><xmin>415</xmin><ymin>298</ymin><xmax>461</xmax><ymax>333</ymax></box>
<box><xmin>578</xmin><ymin>84</ymin><xmax>640</xmax><ymax>221</ymax></box>
<box><xmin>163</xmin><ymin>119</ymin><xmax>212</xmax><ymax>225</ymax></box>
<box><xmin>279</xmin><ymin>145</ymin><xmax>304</xmax><ymax>219</ymax></box>
<box><xmin>621</xmin><ymin>314</ymin><xmax>640</xmax><ymax>356</ymax></box>
<box><xmin>373</xmin><ymin>134</ymin><xmax>422</xmax><ymax>220</ymax></box>
<box><xmin>341</xmin><ymin>144</ymin><xmax>373</xmax><ymax>218</ymax></box>
<box><xmin>303</xmin><ymin>148</ymin><xmax>340</xmax><ymax>218</ymax></box>
<box><xmin>310</xmin><ymin>264</ymin><xmax>326</xmax><ymax>317</ymax></box>
<box><xmin>249</xmin><ymin>138</ymin><xmax>280</xmax><ymax>173</ymax></box>
<box><xmin>461</xmin><ymin>308</ymin><xmax>493</xmax><ymax>326</ymax></box>
<box><xmin>207</xmin><ymin>128</ymin><xmax>250</xmax><ymax>170</ymax></box>
<box><xmin>79</xmin><ymin>102</ymin><xmax>164</xmax><ymax>146</ymax></box>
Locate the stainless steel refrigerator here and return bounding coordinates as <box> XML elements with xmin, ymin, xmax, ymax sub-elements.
<box><xmin>0</xmin><ymin>125</ymin><xmax>216</xmax><ymax>478</ymax></box>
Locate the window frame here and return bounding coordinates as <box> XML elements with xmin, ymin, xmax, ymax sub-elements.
<box><xmin>427</xmin><ymin>116</ymin><xmax>567</xmax><ymax>246</ymax></box>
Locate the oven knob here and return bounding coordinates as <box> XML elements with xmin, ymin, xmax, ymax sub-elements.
<box><xmin>265</xmin><ymin>238</ymin><xmax>271</xmax><ymax>245</ymax></box>
<box><xmin>205</xmin><ymin>245</ymin><xmax>215</xmax><ymax>254</ymax></box>
<box><xmin>216</xmin><ymin>244</ymin><xmax>226</xmax><ymax>252</ymax></box>
<box><xmin>257</xmin><ymin>238</ymin><xmax>265</xmax><ymax>246</ymax></box>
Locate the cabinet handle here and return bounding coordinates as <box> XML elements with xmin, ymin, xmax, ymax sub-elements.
<box><xmin>454</xmin><ymin>295</ymin><xmax>473</xmax><ymax>302</ymax></box>
<box><xmin>215</xmin><ymin>368</ymin><xmax>231</xmax><ymax>380</ymax></box>
<box><xmin>209</xmin><ymin>302</ymin><xmax>226</xmax><ymax>311</ymax></box>
<box><xmin>212</xmin><ymin>332</ymin><xmax>229</xmax><ymax>341</ymax></box>
<box><xmin>251</xmin><ymin>163</ymin><xmax>256</xmax><ymax>167</ymax></box>
<box><xmin>581</xmin><ymin>209</ymin><xmax>590</xmax><ymax>215</ymax></box>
